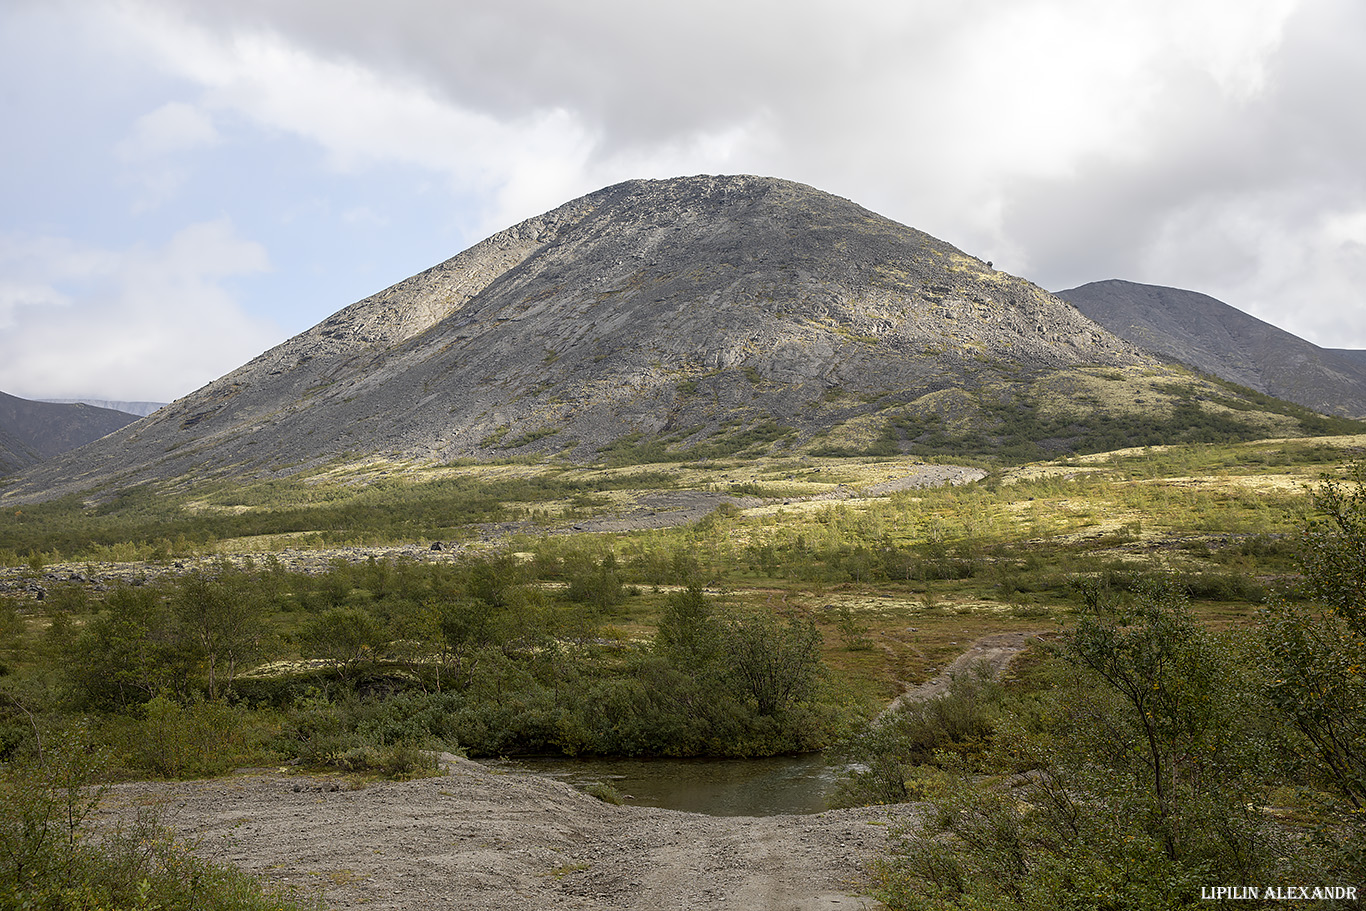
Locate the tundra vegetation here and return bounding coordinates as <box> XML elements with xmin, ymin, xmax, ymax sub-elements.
<box><xmin>0</xmin><ymin>435</ymin><xmax>1363</xmax><ymax>908</ymax></box>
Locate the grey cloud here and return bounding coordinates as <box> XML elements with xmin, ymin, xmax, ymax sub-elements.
<box><xmin>134</xmin><ymin>0</ymin><xmax>970</xmax><ymax>148</ymax></box>
<box><xmin>986</xmin><ymin>1</ymin><xmax>1366</xmax><ymax>346</ymax></box>
<box><xmin>122</xmin><ymin>0</ymin><xmax>1366</xmax><ymax>348</ymax></box>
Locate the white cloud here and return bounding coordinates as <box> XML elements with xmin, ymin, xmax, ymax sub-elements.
<box><xmin>0</xmin><ymin>281</ymin><xmax>73</xmax><ymax>331</ymax></box>
<box><xmin>115</xmin><ymin>101</ymin><xmax>219</xmax><ymax>162</ymax></box>
<box><xmin>0</xmin><ymin>219</ymin><xmax>278</xmax><ymax>401</ymax></box>
<box><xmin>796</xmin><ymin>0</ymin><xmax>1302</xmax><ymax>267</ymax></box>
<box><xmin>105</xmin><ymin>1</ymin><xmax>808</xmax><ymax>237</ymax></box>
<box><xmin>1132</xmin><ymin>190</ymin><xmax>1366</xmax><ymax>346</ymax></box>
<box><xmin>114</xmin><ymin>102</ymin><xmax>221</xmax><ymax>212</ymax></box>
<box><xmin>116</xmin><ymin>9</ymin><xmax>604</xmax><ymax>235</ymax></box>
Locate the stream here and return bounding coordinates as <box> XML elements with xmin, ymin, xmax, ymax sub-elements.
<box><xmin>486</xmin><ymin>754</ymin><xmax>850</xmax><ymax>817</ymax></box>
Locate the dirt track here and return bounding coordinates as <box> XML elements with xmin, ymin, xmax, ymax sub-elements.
<box><xmin>880</xmin><ymin>631</ymin><xmax>1037</xmax><ymax>718</ymax></box>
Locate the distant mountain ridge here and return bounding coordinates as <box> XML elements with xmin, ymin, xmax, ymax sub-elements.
<box><xmin>39</xmin><ymin>399</ymin><xmax>167</xmax><ymax>417</ymax></box>
<box><xmin>1</xmin><ymin>176</ymin><xmax>1354</xmax><ymax>504</ymax></box>
<box><xmin>1328</xmin><ymin>349</ymin><xmax>1366</xmax><ymax>367</ymax></box>
<box><xmin>1055</xmin><ymin>280</ymin><xmax>1366</xmax><ymax>419</ymax></box>
<box><xmin>0</xmin><ymin>392</ymin><xmax>141</xmax><ymax>475</ymax></box>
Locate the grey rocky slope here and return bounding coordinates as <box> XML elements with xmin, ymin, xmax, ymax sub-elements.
<box><xmin>4</xmin><ymin>176</ymin><xmax>1170</xmax><ymax>502</ymax></box>
<box><xmin>0</xmin><ymin>390</ymin><xmax>140</xmax><ymax>476</ymax></box>
<box><xmin>1056</xmin><ymin>279</ymin><xmax>1366</xmax><ymax>419</ymax></box>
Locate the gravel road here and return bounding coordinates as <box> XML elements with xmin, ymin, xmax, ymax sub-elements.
<box><xmin>880</xmin><ymin>630</ymin><xmax>1037</xmax><ymax>719</ymax></box>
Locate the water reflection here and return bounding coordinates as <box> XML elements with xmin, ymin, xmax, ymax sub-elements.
<box><xmin>485</xmin><ymin>754</ymin><xmax>847</xmax><ymax>817</ymax></box>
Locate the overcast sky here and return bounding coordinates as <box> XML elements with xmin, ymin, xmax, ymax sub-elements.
<box><xmin>2</xmin><ymin>0</ymin><xmax>1363</xmax><ymax>402</ymax></box>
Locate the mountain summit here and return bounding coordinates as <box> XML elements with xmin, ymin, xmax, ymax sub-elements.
<box><xmin>10</xmin><ymin>175</ymin><xmax>1320</xmax><ymax>502</ymax></box>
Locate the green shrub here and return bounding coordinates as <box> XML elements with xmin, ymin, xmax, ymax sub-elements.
<box><xmin>831</xmin><ymin>665</ymin><xmax>1004</xmax><ymax>808</ymax></box>
<box><xmin>1</xmin><ymin>723</ymin><xmax>317</xmax><ymax>910</ymax></box>
<box><xmin>376</xmin><ymin>739</ymin><xmax>440</xmax><ymax>779</ymax></box>
<box><xmin>278</xmin><ymin>694</ymin><xmax>443</xmax><ymax>778</ymax></box>
<box><xmin>872</xmin><ymin>584</ymin><xmax>1296</xmax><ymax>910</ymax></box>
<box><xmin>581</xmin><ymin>780</ymin><xmax>624</xmax><ymax>804</ymax></box>
<box><xmin>112</xmin><ymin>696</ymin><xmax>278</xmax><ymax>779</ymax></box>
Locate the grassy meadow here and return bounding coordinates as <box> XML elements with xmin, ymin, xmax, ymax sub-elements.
<box><xmin>0</xmin><ymin>435</ymin><xmax>1354</xmax><ymax>723</ymax></box>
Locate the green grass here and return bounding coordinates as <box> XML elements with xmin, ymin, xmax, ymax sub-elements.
<box><xmin>881</xmin><ymin>370</ymin><xmax>1366</xmax><ymax>461</ymax></box>
<box><xmin>0</xmin><ymin>465</ymin><xmax>683</xmax><ymax>561</ymax></box>
<box><xmin>2</xmin><ymin>433</ymin><xmax>1360</xmax><ymax>705</ymax></box>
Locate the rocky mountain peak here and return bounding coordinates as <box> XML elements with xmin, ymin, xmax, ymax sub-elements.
<box><xmin>4</xmin><ymin>175</ymin><xmax>1159</xmax><ymax>501</ymax></box>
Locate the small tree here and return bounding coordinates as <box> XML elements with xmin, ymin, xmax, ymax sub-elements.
<box><xmin>298</xmin><ymin>607</ymin><xmax>385</xmax><ymax>681</ymax></box>
<box><xmin>172</xmin><ymin>569</ymin><xmax>268</xmax><ymax>700</ymax></box>
<box><xmin>0</xmin><ymin>723</ymin><xmax>109</xmax><ymax>893</ymax></box>
<box><xmin>874</xmin><ymin>580</ymin><xmax>1281</xmax><ymax>909</ymax></box>
<box><xmin>1297</xmin><ymin>461</ymin><xmax>1366</xmax><ymax>628</ymax></box>
<box><xmin>1262</xmin><ymin>599</ymin><xmax>1366</xmax><ymax>808</ymax></box>
<box><xmin>68</xmin><ymin>585</ymin><xmax>195</xmax><ymax>710</ymax></box>
<box><xmin>436</xmin><ymin>597</ymin><xmax>506</xmax><ymax>690</ymax></box>
<box><xmin>1064</xmin><ymin>579</ymin><xmax>1264</xmax><ymax>870</ymax></box>
<box><xmin>564</xmin><ymin>552</ymin><xmax>625</xmax><ymax>613</ymax></box>
<box><xmin>654</xmin><ymin>583</ymin><xmax>717</xmax><ymax>670</ymax></box>
<box><xmin>1262</xmin><ymin>460</ymin><xmax>1366</xmax><ymax>808</ymax></box>
<box><xmin>724</xmin><ymin>612</ymin><xmax>823</xmax><ymax>717</ymax></box>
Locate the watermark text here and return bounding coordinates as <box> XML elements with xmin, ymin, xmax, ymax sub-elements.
<box><xmin>1201</xmin><ymin>886</ymin><xmax>1358</xmax><ymax>901</ymax></box>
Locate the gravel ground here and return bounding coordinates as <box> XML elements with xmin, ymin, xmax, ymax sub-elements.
<box><xmin>97</xmin><ymin>755</ymin><xmax>920</xmax><ymax>911</ymax></box>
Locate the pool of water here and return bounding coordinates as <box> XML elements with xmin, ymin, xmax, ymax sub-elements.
<box><xmin>485</xmin><ymin>754</ymin><xmax>849</xmax><ymax>817</ymax></box>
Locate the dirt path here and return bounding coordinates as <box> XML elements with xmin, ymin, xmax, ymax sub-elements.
<box><xmin>517</xmin><ymin>464</ymin><xmax>986</xmax><ymax>537</ymax></box>
<box><xmin>880</xmin><ymin>630</ymin><xmax>1038</xmax><ymax>719</ymax></box>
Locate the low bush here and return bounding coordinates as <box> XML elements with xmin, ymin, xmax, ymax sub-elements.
<box><xmin>109</xmin><ymin>695</ymin><xmax>280</xmax><ymax>779</ymax></box>
<box><xmin>1</xmin><ymin>724</ymin><xmax>317</xmax><ymax>910</ymax></box>
<box><xmin>830</xmin><ymin>664</ymin><xmax>1004</xmax><ymax>808</ymax></box>
<box><xmin>276</xmin><ymin>694</ymin><xmax>442</xmax><ymax>778</ymax></box>
<box><xmin>581</xmin><ymin>780</ymin><xmax>624</xmax><ymax>804</ymax></box>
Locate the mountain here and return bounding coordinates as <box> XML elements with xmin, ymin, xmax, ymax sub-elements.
<box><xmin>0</xmin><ymin>428</ymin><xmax>42</xmax><ymax>478</ymax></box>
<box><xmin>39</xmin><ymin>399</ymin><xmax>168</xmax><ymax>417</ymax></box>
<box><xmin>0</xmin><ymin>391</ymin><xmax>141</xmax><ymax>475</ymax></box>
<box><xmin>1</xmin><ymin>176</ymin><xmax>1350</xmax><ymax>504</ymax></box>
<box><xmin>1328</xmin><ymin>349</ymin><xmax>1366</xmax><ymax>367</ymax></box>
<box><xmin>1055</xmin><ymin>280</ymin><xmax>1366</xmax><ymax>419</ymax></box>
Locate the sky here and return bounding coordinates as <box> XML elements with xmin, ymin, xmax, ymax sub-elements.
<box><xmin>2</xmin><ymin>0</ymin><xmax>1363</xmax><ymax>403</ymax></box>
